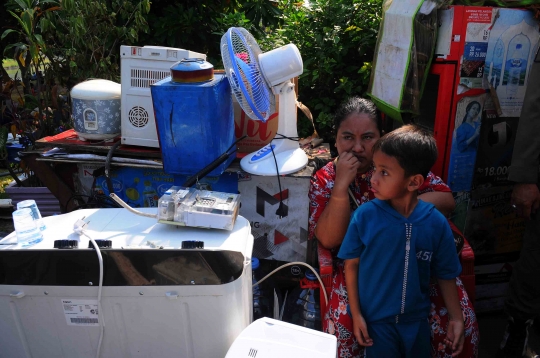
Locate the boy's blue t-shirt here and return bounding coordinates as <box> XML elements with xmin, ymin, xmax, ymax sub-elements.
<box><xmin>338</xmin><ymin>199</ymin><xmax>461</xmax><ymax>324</ymax></box>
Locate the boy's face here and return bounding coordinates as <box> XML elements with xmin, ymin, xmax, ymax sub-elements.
<box><xmin>370</xmin><ymin>150</ymin><xmax>412</xmax><ymax>201</ymax></box>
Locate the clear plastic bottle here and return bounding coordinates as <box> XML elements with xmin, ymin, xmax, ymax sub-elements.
<box><xmin>142</xmin><ymin>181</ymin><xmax>158</xmax><ymax>207</ymax></box>
<box><xmin>17</xmin><ymin>199</ymin><xmax>46</xmax><ymax>231</ymax></box>
<box><xmin>252</xmin><ymin>258</ymin><xmax>272</xmax><ymax>321</ymax></box>
<box><xmin>12</xmin><ymin>208</ymin><xmax>43</xmax><ymax>247</ymax></box>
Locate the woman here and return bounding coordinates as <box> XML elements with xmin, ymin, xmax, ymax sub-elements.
<box><xmin>455</xmin><ymin>100</ymin><xmax>482</xmax><ymax>153</ymax></box>
<box><xmin>308</xmin><ymin>97</ymin><xmax>479</xmax><ymax>358</ymax></box>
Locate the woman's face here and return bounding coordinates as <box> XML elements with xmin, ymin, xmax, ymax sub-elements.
<box><xmin>467</xmin><ymin>103</ymin><xmax>481</xmax><ymax>121</ymax></box>
<box><xmin>335</xmin><ymin>113</ymin><xmax>381</xmax><ymax>173</ymax></box>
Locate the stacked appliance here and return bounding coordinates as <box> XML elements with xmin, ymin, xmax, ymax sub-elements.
<box><xmin>120</xmin><ymin>45</ymin><xmax>205</xmax><ymax>148</ymax></box>
<box><xmin>0</xmin><ymin>208</ymin><xmax>254</xmax><ymax>357</ymax></box>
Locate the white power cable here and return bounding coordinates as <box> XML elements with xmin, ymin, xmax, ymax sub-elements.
<box><xmin>252</xmin><ymin>261</ymin><xmax>328</xmax><ymax>307</ymax></box>
<box><xmin>74</xmin><ymin>218</ymin><xmax>105</xmax><ymax>358</ymax></box>
<box><xmin>109</xmin><ymin>193</ymin><xmax>157</xmax><ymax>218</ymax></box>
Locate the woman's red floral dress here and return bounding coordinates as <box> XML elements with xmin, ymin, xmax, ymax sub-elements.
<box><xmin>308</xmin><ymin>162</ymin><xmax>479</xmax><ymax>358</ymax></box>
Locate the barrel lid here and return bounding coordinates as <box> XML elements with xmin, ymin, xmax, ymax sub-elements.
<box><xmin>252</xmin><ymin>257</ymin><xmax>260</xmax><ymax>270</ymax></box>
<box><xmin>305</xmin><ymin>270</ymin><xmax>318</xmax><ymax>281</ymax></box>
<box><xmin>71</xmin><ymin>79</ymin><xmax>121</xmax><ymax>100</ymax></box>
<box><xmin>170</xmin><ymin>58</ymin><xmax>214</xmax><ymax>83</ymax></box>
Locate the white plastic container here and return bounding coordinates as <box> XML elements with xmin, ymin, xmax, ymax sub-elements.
<box><xmin>157</xmin><ymin>186</ymin><xmax>240</xmax><ymax>230</ymax></box>
<box><xmin>120</xmin><ymin>45</ymin><xmax>206</xmax><ymax>147</ymax></box>
<box><xmin>226</xmin><ymin>317</ymin><xmax>338</xmax><ymax>358</ymax></box>
<box><xmin>71</xmin><ymin>79</ymin><xmax>121</xmax><ymax>141</ymax></box>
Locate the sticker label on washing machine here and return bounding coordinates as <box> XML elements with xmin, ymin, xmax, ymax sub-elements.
<box><xmin>61</xmin><ymin>299</ymin><xmax>99</xmax><ymax>326</ymax></box>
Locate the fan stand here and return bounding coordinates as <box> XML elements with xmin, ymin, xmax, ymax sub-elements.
<box><xmin>240</xmin><ymin>81</ymin><xmax>308</xmax><ymax>176</ymax></box>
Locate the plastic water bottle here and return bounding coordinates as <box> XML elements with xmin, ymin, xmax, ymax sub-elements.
<box><xmin>12</xmin><ymin>208</ymin><xmax>43</xmax><ymax>247</ymax></box>
<box><xmin>17</xmin><ymin>199</ymin><xmax>45</xmax><ymax>231</ymax></box>
<box><xmin>506</xmin><ymin>36</ymin><xmax>529</xmax><ymax>99</ymax></box>
<box><xmin>283</xmin><ymin>270</ymin><xmax>322</xmax><ymax>330</ymax></box>
<box><xmin>252</xmin><ymin>258</ymin><xmax>272</xmax><ymax>321</ymax></box>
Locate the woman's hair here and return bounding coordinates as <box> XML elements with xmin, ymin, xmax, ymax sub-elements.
<box><xmin>464</xmin><ymin>100</ymin><xmax>481</xmax><ymax>121</ymax></box>
<box><xmin>334</xmin><ymin>97</ymin><xmax>383</xmax><ymax>135</ymax></box>
<box><xmin>372</xmin><ymin>124</ymin><xmax>437</xmax><ymax>179</ymax></box>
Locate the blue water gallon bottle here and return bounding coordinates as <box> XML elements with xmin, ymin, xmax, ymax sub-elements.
<box><xmin>284</xmin><ymin>270</ymin><xmax>322</xmax><ymax>331</ymax></box>
<box><xmin>252</xmin><ymin>258</ymin><xmax>272</xmax><ymax>321</ymax></box>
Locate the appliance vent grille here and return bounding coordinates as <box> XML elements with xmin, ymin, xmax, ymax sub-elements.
<box><xmin>128</xmin><ymin>106</ymin><xmax>149</xmax><ymax>128</ymax></box>
<box><xmin>130</xmin><ymin>69</ymin><xmax>170</xmax><ymax>88</ymax></box>
<box><xmin>248</xmin><ymin>348</ymin><xmax>258</xmax><ymax>357</ymax></box>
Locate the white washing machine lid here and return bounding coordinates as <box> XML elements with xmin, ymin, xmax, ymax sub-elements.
<box><xmin>0</xmin><ymin>208</ymin><xmax>252</xmax><ymax>256</ymax></box>
<box><xmin>225</xmin><ymin>317</ymin><xmax>337</xmax><ymax>358</ymax></box>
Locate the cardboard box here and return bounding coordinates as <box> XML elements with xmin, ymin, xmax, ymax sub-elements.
<box><xmin>473</xmin><ymin>254</ymin><xmax>520</xmax><ymax>312</ymax></box>
<box><xmin>234</xmin><ymin>95</ymin><xmax>279</xmax><ymax>153</ymax></box>
<box><xmin>234</xmin><ymin>77</ymin><xmax>299</xmax><ymax>153</ymax></box>
<box><xmin>458</xmin><ymin>6</ymin><xmax>494</xmax><ymax>90</ymax></box>
<box><xmin>472</xmin><ymin>95</ymin><xmax>520</xmax><ymax>189</ymax></box>
<box><xmin>238</xmin><ymin>165</ymin><xmax>313</xmax><ymax>262</ymax></box>
<box><xmin>449</xmin><ymin>191</ymin><xmax>471</xmax><ymax>234</ymax></box>
<box><xmin>475</xmin><ymin>258</ymin><xmax>517</xmax><ymax>298</ymax></box>
<box><xmin>475</xmin><ymin>296</ymin><xmax>506</xmax><ymax>313</ymax></box>
<box><xmin>464</xmin><ymin>185</ymin><xmax>525</xmax><ymax>257</ymax></box>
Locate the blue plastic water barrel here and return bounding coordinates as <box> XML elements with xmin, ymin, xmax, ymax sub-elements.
<box><xmin>150</xmin><ymin>74</ymin><xmax>234</xmax><ymax>176</ymax></box>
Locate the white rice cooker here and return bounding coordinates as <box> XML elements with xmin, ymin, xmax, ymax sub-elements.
<box><xmin>71</xmin><ymin>79</ymin><xmax>121</xmax><ymax>141</ymax></box>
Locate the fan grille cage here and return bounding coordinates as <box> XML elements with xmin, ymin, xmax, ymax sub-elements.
<box><xmin>221</xmin><ymin>28</ymin><xmax>275</xmax><ymax>122</ymax></box>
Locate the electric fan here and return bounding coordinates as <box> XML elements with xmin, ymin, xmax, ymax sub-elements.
<box><xmin>221</xmin><ymin>27</ymin><xmax>308</xmax><ymax>175</ymax></box>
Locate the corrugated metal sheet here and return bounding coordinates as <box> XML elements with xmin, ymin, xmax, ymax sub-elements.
<box><xmin>5</xmin><ymin>186</ymin><xmax>62</xmax><ymax>217</ymax></box>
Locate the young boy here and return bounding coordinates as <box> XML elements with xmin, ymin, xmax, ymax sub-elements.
<box><xmin>338</xmin><ymin>125</ymin><xmax>464</xmax><ymax>357</ymax></box>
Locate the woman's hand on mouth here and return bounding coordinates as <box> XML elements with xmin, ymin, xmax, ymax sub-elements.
<box><xmin>335</xmin><ymin>152</ymin><xmax>361</xmax><ymax>192</ymax></box>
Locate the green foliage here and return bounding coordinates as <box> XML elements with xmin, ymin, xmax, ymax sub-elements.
<box><xmin>1</xmin><ymin>0</ymin><xmax>64</xmax><ymax>143</ymax></box>
<box><xmin>137</xmin><ymin>0</ymin><xmax>282</xmax><ymax>66</ymax></box>
<box><xmin>2</xmin><ymin>0</ymin><xmax>59</xmax><ymax>89</ymax></box>
<box><xmin>2</xmin><ymin>0</ymin><xmax>383</xmax><ymax>146</ymax></box>
<box><xmin>261</xmin><ymin>0</ymin><xmax>382</xmax><ymax>142</ymax></box>
<box><xmin>44</xmin><ymin>0</ymin><xmax>150</xmax><ymax>83</ymax></box>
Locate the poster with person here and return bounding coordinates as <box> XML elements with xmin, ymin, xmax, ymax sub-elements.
<box><xmin>447</xmin><ymin>94</ymin><xmax>487</xmax><ymax>192</ymax></box>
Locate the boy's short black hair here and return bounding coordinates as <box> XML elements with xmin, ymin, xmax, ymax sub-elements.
<box><xmin>372</xmin><ymin>124</ymin><xmax>437</xmax><ymax>178</ymax></box>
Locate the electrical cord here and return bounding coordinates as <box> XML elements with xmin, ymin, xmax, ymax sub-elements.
<box><xmin>105</xmin><ymin>141</ymin><xmax>122</xmax><ymax>194</ymax></box>
<box><xmin>252</xmin><ymin>261</ymin><xmax>328</xmax><ymax>307</ymax></box>
<box><xmin>182</xmin><ymin>135</ymin><xmax>247</xmax><ymax>188</ymax></box>
<box><xmin>271</xmin><ymin>133</ymin><xmax>300</xmax><ymax>141</ymax></box>
<box><xmin>109</xmin><ymin>193</ymin><xmax>157</xmax><ymax>218</ymax></box>
<box><xmin>270</xmin><ymin>144</ymin><xmax>288</xmax><ymax>218</ymax></box>
<box><xmin>73</xmin><ymin>218</ymin><xmax>105</xmax><ymax>358</ymax></box>
<box><xmin>269</xmin><ymin>132</ymin><xmax>308</xmax><ymax>218</ymax></box>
